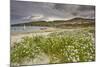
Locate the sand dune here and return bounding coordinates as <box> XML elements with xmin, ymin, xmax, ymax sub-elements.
<box><xmin>11</xmin><ymin>32</ymin><xmax>52</xmax><ymax>46</ymax></box>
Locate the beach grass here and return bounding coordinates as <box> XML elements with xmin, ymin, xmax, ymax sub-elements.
<box><xmin>11</xmin><ymin>28</ymin><xmax>95</xmax><ymax>65</ymax></box>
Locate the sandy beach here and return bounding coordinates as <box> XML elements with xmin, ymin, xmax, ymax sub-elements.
<box><xmin>11</xmin><ymin>32</ymin><xmax>53</xmax><ymax>47</ymax></box>
<box><xmin>11</xmin><ymin>28</ymin><xmax>82</xmax><ymax>46</ymax></box>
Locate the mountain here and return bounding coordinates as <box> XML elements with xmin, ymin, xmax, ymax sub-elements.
<box><xmin>66</xmin><ymin>17</ymin><xmax>95</xmax><ymax>23</ymax></box>
<box><xmin>11</xmin><ymin>17</ymin><xmax>95</xmax><ymax>28</ymax></box>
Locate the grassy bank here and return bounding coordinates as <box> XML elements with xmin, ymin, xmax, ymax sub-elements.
<box><xmin>11</xmin><ymin>28</ymin><xmax>95</xmax><ymax>65</ymax></box>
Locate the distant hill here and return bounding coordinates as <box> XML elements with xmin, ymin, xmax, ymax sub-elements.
<box><xmin>66</xmin><ymin>17</ymin><xmax>95</xmax><ymax>22</ymax></box>
<box><xmin>11</xmin><ymin>17</ymin><xmax>95</xmax><ymax>28</ymax></box>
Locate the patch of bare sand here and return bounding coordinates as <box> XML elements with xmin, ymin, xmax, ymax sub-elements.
<box><xmin>21</xmin><ymin>53</ymin><xmax>50</xmax><ymax>65</ymax></box>
<box><xmin>11</xmin><ymin>32</ymin><xmax>52</xmax><ymax>46</ymax></box>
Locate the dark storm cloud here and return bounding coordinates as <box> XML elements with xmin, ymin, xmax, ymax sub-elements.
<box><xmin>54</xmin><ymin>4</ymin><xmax>95</xmax><ymax>12</ymax></box>
<box><xmin>11</xmin><ymin>0</ymin><xmax>69</xmax><ymax>24</ymax></box>
<box><xmin>53</xmin><ymin>4</ymin><xmax>79</xmax><ymax>12</ymax></box>
<box><xmin>53</xmin><ymin>4</ymin><xmax>80</xmax><ymax>16</ymax></box>
<box><xmin>53</xmin><ymin>4</ymin><xmax>95</xmax><ymax>17</ymax></box>
<box><xmin>11</xmin><ymin>0</ymin><xmax>95</xmax><ymax>24</ymax></box>
<box><xmin>78</xmin><ymin>5</ymin><xmax>95</xmax><ymax>11</ymax></box>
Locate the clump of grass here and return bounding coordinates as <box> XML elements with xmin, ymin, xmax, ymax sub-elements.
<box><xmin>40</xmin><ymin>31</ymin><xmax>95</xmax><ymax>63</ymax></box>
<box><xmin>11</xmin><ymin>29</ymin><xmax>95</xmax><ymax>65</ymax></box>
<box><xmin>11</xmin><ymin>36</ymin><xmax>44</xmax><ymax>65</ymax></box>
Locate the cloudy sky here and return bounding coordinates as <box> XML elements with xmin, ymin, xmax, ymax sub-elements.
<box><xmin>11</xmin><ymin>0</ymin><xmax>95</xmax><ymax>24</ymax></box>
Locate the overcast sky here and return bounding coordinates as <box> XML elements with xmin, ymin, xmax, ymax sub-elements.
<box><xmin>11</xmin><ymin>0</ymin><xmax>95</xmax><ymax>24</ymax></box>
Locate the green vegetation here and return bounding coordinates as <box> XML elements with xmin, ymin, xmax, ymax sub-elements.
<box><xmin>11</xmin><ymin>28</ymin><xmax>95</xmax><ymax>65</ymax></box>
<box><xmin>11</xmin><ymin>18</ymin><xmax>95</xmax><ymax>28</ymax></box>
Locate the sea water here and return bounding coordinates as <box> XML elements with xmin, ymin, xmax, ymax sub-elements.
<box><xmin>11</xmin><ymin>26</ymin><xmax>48</xmax><ymax>33</ymax></box>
